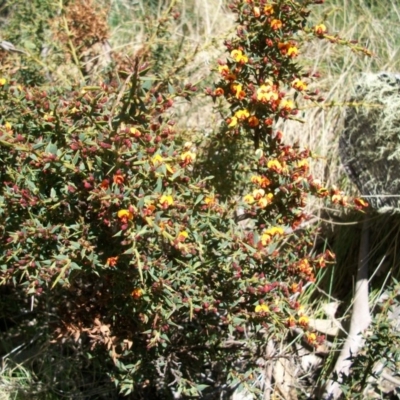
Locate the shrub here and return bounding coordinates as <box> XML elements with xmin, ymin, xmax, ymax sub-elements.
<box><xmin>0</xmin><ymin>0</ymin><xmax>368</xmax><ymax>397</ymax></box>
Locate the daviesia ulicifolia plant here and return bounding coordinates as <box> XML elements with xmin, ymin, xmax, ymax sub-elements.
<box><xmin>0</xmin><ymin>0</ymin><xmax>368</xmax><ymax>397</ymax></box>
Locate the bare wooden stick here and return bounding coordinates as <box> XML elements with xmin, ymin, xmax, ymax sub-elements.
<box><xmin>323</xmin><ymin>215</ymin><xmax>371</xmax><ymax>399</ymax></box>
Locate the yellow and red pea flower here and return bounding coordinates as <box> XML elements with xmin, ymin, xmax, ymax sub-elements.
<box><xmin>314</xmin><ymin>23</ymin><xmax>327</xmax><ymax>35</ymax></box>
<box><xmin>253</xmin><ymin>6</ymin><xmax>261</xmax><ymax>17</ymax></box>
<box><xmin>106</xmin><ymin>256</ymin><xmax>118</xmax><ymax>267</ymax></box>
<box><xmin>243</xmin><ymin>193</ymin><xmax>255</xmax><ymax>204</ymax></box>
<box><xmin>305</xmin><ymin>332</ymin><xmax>317</xmax><ymax>345</ymax></box>
<box><xmin>230</xmin><ymin>49</ymin><xmax>249</xmax><ymax>64</ymax></box>
<box><xmin>214</xmin><ymin>87</ymin><xmax>224</xmax><ymax>96</ymax></box>
<box><xmin>159</xmin><ymin>194</ymin><xmax>174</xmax><ymax>209</ymax></box>
<box><xmin>280</xmin><ymin>99</ymin><xmax>294</xmax><ymax>112</ymax></box>
<box><xmin>264</xmin><ymin>4</ymin><xmax>274</xmax><ymax>15</ymax></box>
<box><xmin>129</xmin><ymin>127</ymin><xmax>141</xmax><ymax>137</ymax></box>
<box><xmin>298</xmin><ymin>315</ymin><xmax>309</xmax><ymax>327</ymax></box>
<box><xmin>117</xmin><ymin>209</ymin><xmax>134</xmax><ymax>223</ymax></box>
<box><xmin>177</xmin><ymin>230</ymin><xmax>189</xmax><ymax>242</ymax></box>
<box><xmin>258</xmin><ymin>193</ymin><xmax>274</xmax><ymax>208</ymax></box>
<box><xmin>131</xmin><ymin>288</ymin><xmax>143</xmax><ymax>299</ymax></box>
<box><xmin>292</xmin><ymin>78</ymin><xmax>307</xmax><ymax>91</ymax></box>
<box><xmin>181</xmin><ymin>151</ymin><xmax>196</xmax><ymax>166</ymax></box>
<box><xmin>255</xmin><ymin>303</ymin><xmax>269</xmax><ymax>313</ymax></box>
<box><xmin>270</xmin><ymin>19</ymin><xmax>283</xmax><ymax>30</ymax></box>
<box><xmin>231</xmin><ymin>83</ymin><xmax>246</xmax><ymax>100</ymax></box>
<box><xmin>267</xmin><ymin>159</ymin><xmax>283</xmax><ymax>173</ymax></box>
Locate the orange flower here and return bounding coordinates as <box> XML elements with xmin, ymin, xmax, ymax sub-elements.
<box><xmin>231</xmin><ymin>49</ymin><xmax>249</xmax><ymax>64</ymax></box>
<box><xmin>214</xmin><ymin>87</ymin><xmax>224</xmax><ymax>96</ymax></box>
<box><xmin>117</xmin><ymin>209</ymin><xmax>134</xmax><ymax>223</ymax></box>
<box><xmin>248</xmin><ymin>115</ymin><xmax>259</xmax><ymax>127</ymax></box>
<box><xmin>106</xmin><ymin>256</ymin><xmax>118</xmax><ymax>267</ymax></box>
<box><xmin>131</xmin><ymin>288</ymin><xmax>143</xmax><ymax>299</ymax></box>
<box><xmin>113</xmin><ymin>173</ymin><xmax>124</xmax><ymax>185</ymax></box>
<box><xmin>314</xmin><ymin>23</ymin><xmax>327</xmax><ymax>35</ymax></box>
<box><xmin>270</xmin><ymin>19</ymin><xmax>282</xmax><ymax>30</ymax></box>
<box><xmin>100</xmin><ymin>179</ymin><xmax>110</xmax><ymax>190</ymax></box>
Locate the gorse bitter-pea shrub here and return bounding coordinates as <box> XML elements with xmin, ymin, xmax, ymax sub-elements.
<box><xmin>0</xmin><ymin>0</ymin><xmax>369</xmax><ymax>397</ymax></box>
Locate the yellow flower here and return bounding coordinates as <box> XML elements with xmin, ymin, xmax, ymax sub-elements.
<box><xmin>261</xmin><ymin>232</ymin><xmax>271</xmax><ymax>246</ymax></box>
<box><xmin>231</xmin><ymin>49</ymin><xmax>249</xmax><ymax>64</ymax></box>
<box><xmin>252</xmin><ymin>188</ymin><xmax>265</xmax><ymax>200</ymax></box>
<box><xmin>152</xmin><ymin>154</ymin><xmax>164</xmax><ymax>165</ymax></box>
<box><xmin>159</xmin><ymin>194</ymin><xmax>174</xmax><ymax>208</ymax></box>
<box><xmin>314</xmin><ymin>24</ymin><xmax>327</xmax><ymax>35</ymax></box>
<box><xmin>280</xmin><ymin>99</ymin><xmax>294</xmax><ymax>112</ymax></box>
<box><xmin>130</xmin><ymin>127</ymin><xmax>141</xmax><ymax>137</ymax></box>
<box><xmin>267</xmin><ymin>159</ymin><xmax>283</xmax><ymax>172</ymax></box>
<box><xmin>292</xmin><ymin>78</ymin><xmax>307</xmax><ymax>91</ymax></box>
<box><xmin>228</xmin><ymin>116</ymin><xmax>238</xmax><ymax>128</ymax></box>
<box><xmin>181</xmin><ymin>151</ymin><xmax>196</xmax><ymax>164</ymax></box>
<box><xmin>231</xmin><ymin>83</ymin><xmax>246</xmax><ymax>99</ymax></box>
<box><xmin>287</xmin><ymin>45</ymin><xmax>299</xmax><ymax>58</ymax></box>
<box><xmin>117</xmin><ymin>209</ymin><xmax>134</xmax><ymax>222</ymax></box>
<box><xmin>204</xmin><ymin>196</ymin><xmax>216</xmax><ymax>206</ymax></box>
<box><xmin>305</xmin><ymin>332</ymin><xmax>317</xmax><ymax>344</ymax></box>
<box><xmin>4</xmin><ymin>122</ymin><xmax>12</xmax><ymax>132</ymax></box>
<box><xmin>243</xmin><ymin>194</ymin><xmax>255</xmax><ymax>204</ymax></box>
<box><xmin>257</xmin><ymin>84</ymin><xmax>278</xmax><ymax>103</ymax></box>
<box><xmin>0</xmin><ymin>78</ymin><xmax>6</xmax><ymax>86</ymax></box>
<box><xmin>264</xmin><ymin>226</ymin><xmax>284</xmax><ymax>236</ymax></box>
<box><xmin>270</xmin><ymin>19</ymin><xmax>282</xmax><ymax>30</ymax></box>
<box><xmin>264</xmin><ymin>4</ymin><xmax>274</xmax><ymax>15</ymax></box>
<box><xmin>258</xmin><ymin>194</ymin><xmax>273</xmax><ymax>208</ymax></box>
<box><xmin>255</xmin><ymin>303</ymin><xmax>269</xmax><ymax>313</ymax></box>
<box><xmin>234</xmin><ymin>109</ymin><xmax>250</xmax><ymax>120</ymax></box>
<box><xmin>177</xmin><ymin>231</ymin><xmax>189</xmax><ymax>242</ymax></box>
<box><xmin>298</xmin><ymin>315</ymin><xmax>309</xmax><ymax>327</ymax></box>
<box><xmin>253</xmin><ymin>6</ymin><xmax>261</xmax><ymax>17</ymax></box>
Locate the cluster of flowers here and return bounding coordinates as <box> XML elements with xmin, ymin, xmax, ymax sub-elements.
<box><xmin>206</xmin><ymin>0</ymin><xmax>368</xmax><ymax>345</ymax></box>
